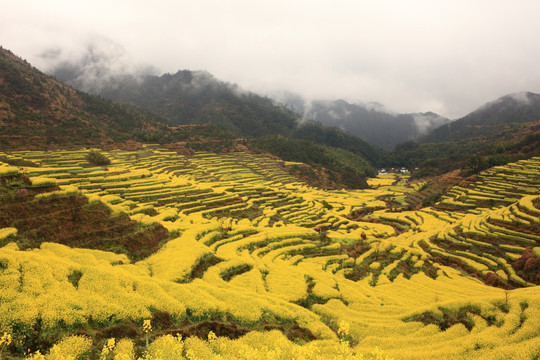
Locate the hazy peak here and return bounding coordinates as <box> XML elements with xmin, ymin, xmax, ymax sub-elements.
<box><xmin>476</xmin><ymin>91</ymin><xmax>540</xmax><ymax>112</ymax></box>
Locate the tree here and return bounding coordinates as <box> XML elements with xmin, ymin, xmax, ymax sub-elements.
<box><xmin>85</xmin><ymin>150</ymin><xmax>111</xmax><ymax>166</ymax></box>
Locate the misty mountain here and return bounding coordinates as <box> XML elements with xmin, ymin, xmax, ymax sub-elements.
<box><xmin>52</xmin><ymin>64</ymin><xmax>383</xmax><ymax>165</ymax></box>
<box><xmin>0</xmin><ymin>46</ymin><xmax>233</xmax><ymax>149</ymax></box>
<box><xmin>53</xmin><ymin>65</ymin><xmax>303</xmax><ymax>136</ymax></box>
<box><xmin>0</xmin><ymin>46</ymin><xmax>376</xmax><ymax>188</ymax></box>
<box><xmin>421</xmin><ymin>92</ymin><xmax>540</xmax><ymax>143</ymax></box>
<box><xmin>383</xmin><ymin>92</ymin><xmax>540</xmax><ymax>177</ymax></box>
<box><xmin>41</xmin><ymin>45</ymin><xmax>540</xmax><ymax>181</ymax></box>
<box><xmin>275</xmin><ymin>95</ymin><xmax>451</xmax><ymax>149</ymax></box>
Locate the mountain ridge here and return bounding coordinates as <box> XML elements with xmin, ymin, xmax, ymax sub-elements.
<box><xmin>49</xmin><ymin>49</ymin><xmax>540</xmax><ymax>158</ymax></box>
<box><xmin>53</xmin><ymin>63</ymin><xmax>384</xmax><ymax>165</ymax></box>
<box><xmin>276</xmin><ymin>95</ymin><xmax>451</xmax><ymax>149</ymax></box>
<box><xmin>0</xmin><ymin>46</ymin><xmax>377</xmax><ymax>189</ymax></box>
<box><xmin>421</xmin><ymin>91</ymin><xmax>540</xmax><ymax>144</ymax></box>
<box><xmin>3</xmin><ymin>44</ymin><xmax>540</xmax><ymax>184</ymax></box>
<box><xmin>0</xmin><ymin>46</ymin><xmax>233</xmax><ymax>150</ymax></box>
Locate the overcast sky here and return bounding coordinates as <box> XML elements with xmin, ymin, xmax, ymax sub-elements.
<box><xmin>2</xmin><ymin>0</ymin><xmax>540</xmax><ymax>119</ymax></box>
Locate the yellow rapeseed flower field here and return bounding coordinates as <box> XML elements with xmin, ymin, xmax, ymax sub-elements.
<box><xmin>0</xmin><ymin>150</ymin><xmax>538</xmax><ymax>359</ymax></box>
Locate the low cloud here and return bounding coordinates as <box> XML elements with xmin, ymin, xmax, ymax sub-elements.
<box><xmin>3</xmin><ymin>1</ymin><xmax>540</xmax><ymax>119</ymax></box>
<box><xmin>508</xmin><ymin>92</ymin><xmax>533</xmax><ymax>105</ymax></box>
<box><xmin>39</xmin><ymin>37</ymin><xmax>157</xmax><ymax>93</ymax></box>
<box><xmin>412</xmin><ymin>113</ymin><xmax>449</xmax><ymax>135</ymax></box>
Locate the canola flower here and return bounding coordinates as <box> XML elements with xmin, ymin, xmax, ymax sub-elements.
<box><xmin>143</xmin><ymin>319</ymin><xmax>152</xmax><ymax>333</ymax></box>
<box><xmin>0</xmin><ymin>164</ymin><xmax>19</xmax><ymax>176</ymax></box>
<box><xmin>113</xmin><ymin>338</ymin><xmax>135</xmax><ymax>360</ymax></box>
<box><xmin>0</xmin><ymin>227</ymin><xmax>17</xmax><ymax>241</ymax></box>
<box><xmin>28</xmin><ymin>176</ymin><xmax>57</xmax><ymax>188</ymax></box>
<box><xmin>25</xmin><ymin>351</ymin><xmax>45</xmax><ymax>360</ymax></box>
<box><xmin>101</xmin><ymin>338</ymin><xmax>116</xmax><ymax>360</ymax></box>
<box><xmin>208</xmin><ymin>331</ymin><xmax>218</xmax><ymax>342</ymax></box>
<box><xmin>337</xmin><ymin>320</ymin><xmax>350</xmax><ymax>338</ymax></box>
<box><xmin>143</xmin><ymin>319</ymin><xmax>152</xmax><ymax>348</ymax></box>
<box><xmin>145</xmin><ymin>334</ymin><xmax>184</xmax><ymax>360</ymax></box>
<box><xmin>0</xmin><ymin>332</ymin><xmax>11</xmax><ymax>360</ymax></box>
<box><xmin>0</xmin><ymin>151</ymin><xmax>538</xmax><ymax>360</ymax></box>
<box><xmin>13</xmin><ymin>329</ymin><xmax>400</xmax><ymax>360</ymax></box>
<box><xmin>47</xmin><ymin>335</ymin><xmax>92</xmax><ymax>360</ymax></box>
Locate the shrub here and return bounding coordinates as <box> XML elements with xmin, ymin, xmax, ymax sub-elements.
<box><xmin>86</xmin><ymin>150</ymin><xmax>111</xmax><ymax>166</ymax></box>
<box><xmin>422</xmin><ymin>192</ymin><xmax>442</xmax><ymax>207</ymax></box>
<box><xmin>67</xmin><ymin>270</ymin><xmax>83</xmax><ymax>289</ymax></box>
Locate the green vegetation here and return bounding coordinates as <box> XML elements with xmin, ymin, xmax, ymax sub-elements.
<box><xmin>422</xmin><ymin>192</ymin><xmax>442</xmax><ymax>207</ymax></box>
<box><xmin>421</xmin><ymin>92</ymin><xmax>540</xmax><ymax>144</ymax></box>
<box><xmin>85</xmin><ymin>150</ymin><xmax>111</xmax><ymax>166</ymax></box>
<box><xmin>0</xmin><ymin>47</ymin><xmax>237</xmax><ymax>150</ymax></box>
<box><xmin>403</xmin><ymin>304</ymin><xmax>500</xmax><ymax>331</ymax></box>
<box><xmin>383</xmin><ymin>126</ymin><xmax>540</xmax><ymax>179</ymax></box>
<box><xmin>84</xmin><ymin>69</ymin><xmax>382</xmax><ymax>165</ymax></box>
<box><xmin>252</xmin><ymin>136</ymin><xmax>375</xmax><ymax>188</ymax></box>
<box><xmin>67</xmin><ymin>269</ymin><xmax>83</xmax><ymax>288</ymax></box>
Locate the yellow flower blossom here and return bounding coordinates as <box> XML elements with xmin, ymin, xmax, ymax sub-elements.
<box><xmin>143</xmin><ymin>319</ymin><xmax>152</xmax><ymax>334</ymax></box>
<box><xmin>0</xmin><ymin>332</ymin><xmax>11</xmax><ymax>347</ymax></box>
<box><xmin>1</xmin><ymin>150</ymin><xmax>538</xmax><ymax>360</ymax></box>
<box><xmin>25</xmin><ymin>350</ymin><xmax>45</xmax><ymax>360</ymax></box>
<box><xmin>47</xmin><ymin>335</ymin><xmax>92</xmax><ymax>360</ymax></box>
<box><xmin>338</xmin><ymin>320</ymin><xmax>350</xmax><ymax>338</ymax></box>
<box><xmin>208</xmin><ymin>331</ymin><xmax>218</xmax><ymax>342</ymax></box>
<box><xmin>100</xmin><ymin>338</ymin><xmax>116</xmax><ymax>360</ymax></box>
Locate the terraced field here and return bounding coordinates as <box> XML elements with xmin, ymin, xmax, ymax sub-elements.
<box><xmin>0</xmin><ymin>148</ymin><xmax>539</xmax><ymax>359</ymax></box>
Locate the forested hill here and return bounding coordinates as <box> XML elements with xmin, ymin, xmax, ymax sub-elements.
<box><xmin>280</xmin><ymin>97</ymin><xmax>451</xmax><ymax>149</ymax></box>
<box><xmin>0</xmin><ymin>46</ymin><xmax>376</xmax><ymax>189</ymax></box>
<box><xmin>0</xmin><ymin>47</ymin><xmax>234</xmax><ymax>150</ymax></box>
<box><xmin>421</xmin><ymin>92</ymin><xmax>540</xmax><ymax>143</ymax></box>
<box><xmin>98</xmin><ymin>70</ymin><xmax>298</xmax><ymax>137</ymax></box>
<box><xmin>384</xmin><ymin>92</ymin><xmax>540</xmax><ymax>177</ymax></box>
<box><xmin>54</xmin><ymin>67</ymin><xmax>383</xmax><ymax>165</ymax></box>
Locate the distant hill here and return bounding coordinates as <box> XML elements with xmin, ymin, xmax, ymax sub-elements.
<box><xmin>95</xmin><ymin>70</ymin><xmax>299</xmax><ymax>137</ymax></box>
<box><xmin>384</xmin><ymin>92</ymin><xmax>540</xmax><ymax>177</ymax></box>
<box><xmin>52</xmin><ymin>66</ymin><xmax>384</xmax><ymax>165</ymax></box>
<box><xmin>277</xmin><ymin>96</ymin><xmax>451</xmax><ymax>149</ymax></box>
<box><xmin>0</xmin><ymin>47</ymin><xmax>376</xmax><ymax>188</ymax></box>
<box><xmin>0</xmin><ymin>46</ymin><xmax>234</xmax><ymax>150</ymax></box>
<box><xmin>252</xmin><ymin>135</ymin><xmax>376</xmax><ymax>188</ymax></box>
<box><xmin>421</xmin><ymin>92</ymin><xmax>540</xmax><ymax>143</ymax></box>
